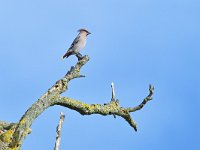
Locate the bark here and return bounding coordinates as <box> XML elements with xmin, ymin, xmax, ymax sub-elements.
<box><xmin>0</xmin><ymin>55</ymin><xmax>154</xmax><ymax>150</ymax></box>
<box><xmin>54</xmin><ymin>112</ymin><xmax>65</xmax><ymax>150</ymax></box>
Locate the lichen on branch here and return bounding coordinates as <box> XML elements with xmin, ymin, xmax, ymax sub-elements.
<box><xmin>0</xmin><ymin>54</ymin><xmax>154</xmax><ymax>150</ymax></box>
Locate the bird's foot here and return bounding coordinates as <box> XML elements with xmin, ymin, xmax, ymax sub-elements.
<box><xmin>76</xmin><ymin>53</ymin><xmax>83</xmax><ymax>61</ymax></box>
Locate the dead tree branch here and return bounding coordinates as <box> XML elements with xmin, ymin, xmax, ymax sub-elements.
<box><xmin>54</xmin><ymin>112</ymin><xmax>65</xmax><ymax>150</ymax></box>
<box><xmin>0</xmin><ymin>55</ymin><xmax>154</xmax><ymax>150</ymax></box>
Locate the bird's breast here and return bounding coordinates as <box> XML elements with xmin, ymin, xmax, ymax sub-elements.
<box><xmin>76</xmin><ymin>38</ymin><xmax>86</xmax><ymax>52</ymax></box>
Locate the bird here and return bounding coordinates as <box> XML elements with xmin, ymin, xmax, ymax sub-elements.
<box><xmin>62</xmin><ymin>28</ymin><xmax>91</xmax><ymax>60</ymax></box>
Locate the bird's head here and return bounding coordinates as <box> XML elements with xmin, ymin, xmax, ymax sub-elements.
<box><xmin>78</xmin><ymin>28</ymin><xmax>91</xmax><ymax>36</ymax></box>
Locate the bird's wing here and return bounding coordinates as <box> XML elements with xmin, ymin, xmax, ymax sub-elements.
<box><xmin>68</xmin><ymin>35</ymin><xmax>80</xmax><ymax>50</ymax></box>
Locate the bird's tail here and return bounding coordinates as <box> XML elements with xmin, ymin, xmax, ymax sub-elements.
<box><xmin>62</xmin><ymin>51</ymin><xmax>73</xmax><ymax>60</ymax></box>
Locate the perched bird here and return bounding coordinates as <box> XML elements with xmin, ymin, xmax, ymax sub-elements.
<box><xmin>62</xmin><ymin>28</ymin><xmax>91</xmax><ymax>59</ymax></box>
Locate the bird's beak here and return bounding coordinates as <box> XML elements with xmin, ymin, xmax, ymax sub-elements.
<box><xmin>87</xmin><ymin>32</ymin><xmax>91</xmax><ymax>35</ymax></box>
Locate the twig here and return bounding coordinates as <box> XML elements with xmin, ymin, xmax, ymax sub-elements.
<box><xmin>111</xmin><ymin>82</ymin><xmax>116</xmax><ymax>101</ymax></box>
<box><xmin>127</xmin><ymin>85</ymin><xmax>154</xmax><ymax>112</ymax></box>
<box><xmin>54</xmin><ymin>112</ymin><xmax>65</xmax><ymax>150</ymax></box>
<box><xmin>111</xmin><ymin>82</ymin><xmax>117</xmax><ymax>118</ymax></box>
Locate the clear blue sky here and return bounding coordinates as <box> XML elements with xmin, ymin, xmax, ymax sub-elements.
<box><xmin>0</xmin><ymin>0</ymin><xmax>199</xmax><ymax>149</ymax></box>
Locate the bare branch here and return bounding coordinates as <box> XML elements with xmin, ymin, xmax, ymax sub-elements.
<box><xmin>53</xmin><ymin>88</ymin><xmax>153</xmax><ymax>132</ymax></box>
<box><xmin>127</xmin><ymin>85</ymin><xmax>154</xmax><ymax>112</ymax></box>
<box><xmin>0</xmin><ymin>54</ymin><xmax>154</xmax><ymax>149</ymax></box>
<box><xmin>54</xmin><ymin>112</ymin><xmax>65</xmax><ymax>150</ymax></box>
<box><xmin>0</xmin><ymin>55</ymin><xmax>90</xmax><ymax>149</ymax></box>
<box><xmin>111</xmin><ymin>82</ymin><xmax>116</xmax><ymax>101</ymax></box>
<box><xmin>52</xmin><ymin>85</ymin><xmax>154</xmax><ymax>131</ymax></box>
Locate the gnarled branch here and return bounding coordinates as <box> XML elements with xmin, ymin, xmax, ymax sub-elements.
<box><xmin>0</xmin><ymin>55</ymin><xmax>154</xmax><ymax>150</ymax></box>
<box><xmin>53</xmin><ymin>84</ymin><xmax>154</xmax><ymax>131</ymax></box>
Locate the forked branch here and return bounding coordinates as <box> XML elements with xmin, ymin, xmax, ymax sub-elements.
<box><xmin>0</xmin><ymin>55</ymin><xmax>154</xmax><ymax>150</ymax></box>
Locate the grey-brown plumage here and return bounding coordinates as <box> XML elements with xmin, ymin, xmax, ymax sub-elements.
<box><xmin>62</xmin><ymin>28</ymin><xmax>91</xmax><ymax>59</ymax></box>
